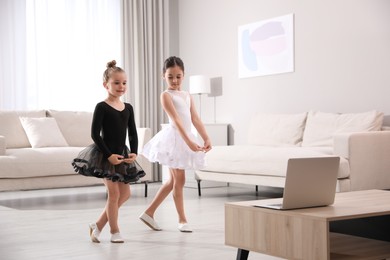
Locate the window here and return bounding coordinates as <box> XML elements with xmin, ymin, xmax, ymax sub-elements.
<box><xmin>0</xmin><ymin>0</ymin><xmax>122</xmax><ymax>111</ymax></box>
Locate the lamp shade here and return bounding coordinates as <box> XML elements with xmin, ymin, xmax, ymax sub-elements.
<box><xmin>189</xmin><ymin>75</ymin><xmax>210</xmax><ymax>94</ymax></box>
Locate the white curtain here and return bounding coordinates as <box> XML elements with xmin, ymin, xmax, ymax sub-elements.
<box><xmin>0</xmin><ymin>0</ymin><xmax>122</xmax><ymax>111</ymax></box>
<box><xmin>122</xmin><ymin>0</ymin><xmax>167</xmax><ymax>129</ymax></box>
<box><xmin>122</xmin><ymin>0</ymin><xmax>174</xmax><ymax>180</ymax></box>
<box><xmin>0</xmin><ymin>0</ymin><xmax>28</xmax><ymax>109</ymax></box>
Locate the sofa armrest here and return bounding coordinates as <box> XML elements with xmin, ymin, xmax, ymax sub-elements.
<box><xmin>0</xmin><ymin>135</ymin><xmax>5</xmax><ymax>155</ymax></box>
<box><xmin>136</xmin><ymin>128</ymin><xmax>152</xmax><ymax>181</ymax></box>
<box><xmin>334</xmin><ymin>131</ymin><xmax>390</xmax><ymax>191</ymax></box>
<box><xmin>137</xmin><ymin>128</ymin><xmax>152</xmax><ymax>151</ymax></box>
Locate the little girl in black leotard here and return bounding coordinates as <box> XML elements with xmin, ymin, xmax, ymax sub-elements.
<box><xmin>72</xmin><ymin>60</ymin><xmax>144</xmax><ymax>243</ymax></box>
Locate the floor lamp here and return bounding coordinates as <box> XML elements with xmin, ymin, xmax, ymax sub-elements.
<box><xmin>189</xmin><ymin>75</ymin><xmax>210</xmax><ymax>119</ymax></box>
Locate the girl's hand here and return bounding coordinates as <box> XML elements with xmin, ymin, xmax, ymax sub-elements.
<box><xmin>203</xmin><ymin>139</ymin><xmax>212</xmax><ymax>153</ymax></box>
<box><xmin>187</xmin><ymin>141</ymin><xmax>204</xmax><ymax>152</ymax></box>
<box><xmin>108</xmin><ymin>154</ymin><xmax>124</xmax><ymax>165</ymax></box>
<box><xmin>123</xmin><ymin>153</ymin><xmax>137</xmax><ymax>164</ymax></box>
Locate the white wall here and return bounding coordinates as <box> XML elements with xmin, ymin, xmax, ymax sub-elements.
<box><xmin>178</xmin><ymin>0</ymin><xmax>390</xmax><ymax>144</ymax></box>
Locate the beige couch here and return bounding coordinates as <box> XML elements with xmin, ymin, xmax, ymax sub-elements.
<box><xmin>195</xmin><ymin>110</ymin><xmax>390</xmax><ymax>195</ymax></box>
<box><xmin>0</xmin><ymin>110</ymin><xmax>152</xmax><ymax>195</ymax></box>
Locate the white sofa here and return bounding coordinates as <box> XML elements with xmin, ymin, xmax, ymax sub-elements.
<box><xmin>195</xmin><ymin>110</ymin><xmax>390</xmax><ymax>195</ymax></box>
<box><xmin>0</xmin><ymin>110</ymin><xmax>152</xmax><ymax>195</ymax></box>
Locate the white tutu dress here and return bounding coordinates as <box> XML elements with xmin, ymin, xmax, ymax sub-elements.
<box><xmin>141</xmin><ymin>90</ymin><xmax>206</xmax><ymax>170</ymax></box>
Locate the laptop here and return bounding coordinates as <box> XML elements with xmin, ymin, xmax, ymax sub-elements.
<box><xmin>253</xmin><ymin>157</ymin><xmax>340</xmax><ymax>210</ymax></box>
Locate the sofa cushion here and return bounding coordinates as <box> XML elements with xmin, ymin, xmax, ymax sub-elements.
<box><xmin>247</xmin><ymin>113</ymin><xmax>307</xmax><ymax>146</ymax></box>
<box><xmin>202</xmin><ymin>145</ymin><xmax>350</xmax><ymax>179</ymax></box>
<box><xmin>47</xmin><ymin>110</ymin><xmax>93</xmax><ymax>147</ymax></box>
<box><xmin>302</xmin><ymin>110</ymin><xmax>384</xmax><ymax>147</ymax></box>
<box><xmin>19</xmin><ymin>117</ymin><xmax>69</xmax><ymax>148</ymax></box>
<box><xmin>0</xmin><ymin>110</ymin><xmax>46</xmax><ymax>148</ymax></box>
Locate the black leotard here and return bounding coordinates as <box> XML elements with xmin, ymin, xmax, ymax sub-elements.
<box><xmin>91</xmin><ymin>102</ymin><xmax>138</xmax><ymax>159</ymax></box>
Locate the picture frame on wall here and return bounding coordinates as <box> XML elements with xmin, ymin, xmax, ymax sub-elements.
<box><xmin>238</xmin><ymin>13</ymin><xmax>294</xmax><ymax>78</ymax></box>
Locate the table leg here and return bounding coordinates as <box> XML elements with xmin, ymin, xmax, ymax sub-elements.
<box><xmin>236</xmin><ymin>248</ymin><xmax>249</xmax><ymax>260</ymax></box>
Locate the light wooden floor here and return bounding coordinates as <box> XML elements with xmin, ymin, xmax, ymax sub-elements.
<box><xmin>0</xmin><ymin>182</ymin><xmax>284</xmax><ymax>260</ymax></box>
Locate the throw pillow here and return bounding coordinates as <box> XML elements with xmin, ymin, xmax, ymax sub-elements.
<box><xmin>247</xmin><ymin>112</ymin><xmax>307</xmax><ymax>146</ymax></box>
<box><xmin>302</xmin><ymin>110</ymin><xmax>384</xmax><ymax>147</ymax></box>
<box><xmin>19</xmin><ymin>117</ymin><xmax>69</xmax><ymax>148</ymax></box>
<box><xmin>47</xmin><ymin>110</ymin><xmax>93</xmax><ymax>147</ymax></box>
<box><xmin>0</xmin><ymin>110</ymin><xmax>46</xmax><ymax>148</ymax></box>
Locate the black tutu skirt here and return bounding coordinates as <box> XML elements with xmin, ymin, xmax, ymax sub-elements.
<box><xmin>72</xmin><ymin>144</ymin><xmax>145</xmax><ymax>184</ymax></box>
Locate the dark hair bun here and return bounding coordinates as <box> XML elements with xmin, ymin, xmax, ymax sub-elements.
<box><xmin>106</xmin><ymin>60</ymin><xmax>117</xmax><ymax>68</ymax></box>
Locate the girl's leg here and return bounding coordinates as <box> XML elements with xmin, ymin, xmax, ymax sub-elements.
<box><xmin>170</xmin><ymin>168</ymin><xmax>187</xmax><ymax>224</ymax></box>
<box><xmin>143</xmin><ymin>168</ymin><xmax>174</xmax><ymax>218</ymax></box>
<box><xmin>96</xmin><ymin>179</ymin><xmax>130</xmax><ymax>234</ymax></box>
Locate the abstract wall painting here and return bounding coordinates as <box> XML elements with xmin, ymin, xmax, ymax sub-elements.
<box><xmin>238</xmin><ymin>14</ymin><xmax>294</xmax><ymax>78</ymax></box>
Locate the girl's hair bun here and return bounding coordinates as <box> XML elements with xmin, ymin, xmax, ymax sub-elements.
<box><xmin>103</xmin><ymin>60</ymin><xmax>125</xmax><ymax>83</ymax></box>
<box><xmin>107</xmin><ymin>60</ymin><xmax>117</xmax><ymax>68</ymax></box>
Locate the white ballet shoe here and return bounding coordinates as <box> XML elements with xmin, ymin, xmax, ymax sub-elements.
<box><xmin>178</xmin><ymin>223</ymin><xmax>193</xmax><ymax>233</ymax></box>
<box><xmin>110</xmin><ymin>232</ymin><xmax>124</xmax><ymax>243</ymax></box>
<box><xmin>139</xmin><ymin>212</ymin><xmax>162</xmax><ymax>231</ymax></box>
<box><xmin>89</xmin><ymin>223</ymin><xmax>101</xmax><ymax>243</ymax></box>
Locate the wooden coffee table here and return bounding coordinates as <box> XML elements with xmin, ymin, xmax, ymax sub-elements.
<box><xmin>225</xmin><ymin>189</ymin><xmax>390</xmax><ymax>260</ymax></box>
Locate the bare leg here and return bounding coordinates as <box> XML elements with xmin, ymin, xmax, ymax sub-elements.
<box><xmin>144</xmin><ymin>168</ymin><xmax>175</xmax><ymax>218</ymax></box>
<box><xmin>170</xmin><ymin>168</ymin><xmax>187</xmax><ymax>224</ymax></box>
<box><xmin>95</xmin><ymin>180</ymin><xmax>130</xmax><ymax>234</ymax></box>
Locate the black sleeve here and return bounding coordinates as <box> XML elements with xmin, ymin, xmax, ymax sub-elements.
<box><xmin>126</xmin><ymin>103</ymin><xmax>138</xmax><ymax>154</ymax></box>
<box><xmin>91</xmin><ymin>103</ymin><xmax>112</xmax><ymax>158</ymax></box>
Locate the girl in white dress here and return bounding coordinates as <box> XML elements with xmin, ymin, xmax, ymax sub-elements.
<box><xmin>140</xmin><ymin>56</ymin><xmax>212</xmax><ymax>232</ymax></box>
